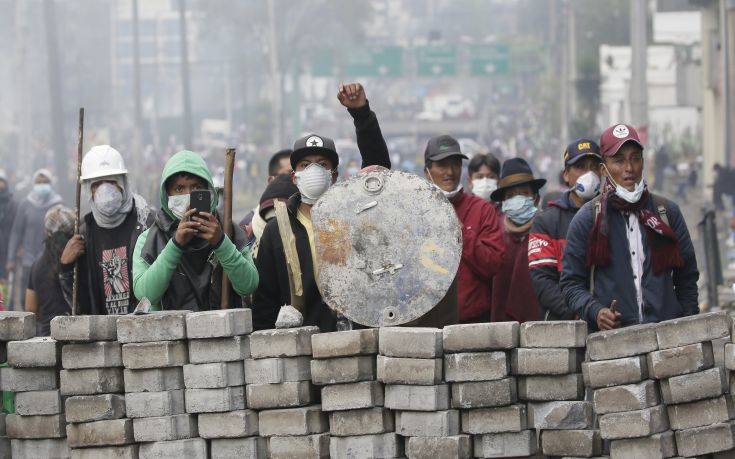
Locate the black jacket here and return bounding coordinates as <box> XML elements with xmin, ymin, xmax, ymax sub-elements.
<box><xmin>252</xmin><ymin>101</ymin><xmax>390</xmax><ymax>331</ymax></box>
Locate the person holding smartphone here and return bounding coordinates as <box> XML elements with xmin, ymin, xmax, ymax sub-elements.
<box><xmin>132</xmin><ymin>150</ymin><xmax>258</xmax><ymax>311</ymax></box>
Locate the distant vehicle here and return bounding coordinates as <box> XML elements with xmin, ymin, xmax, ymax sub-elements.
<box><xmin>414</xmin><ymin>94</ymin><xmax>477</xmax><ymax>121</ymax></box>
<box><xmin>416</xmin><ymin>110</ymin><xmax>443</xmax><ymax>122</ymax></box>
<box><xmin>200</xmin><ymin>119</ymin><xmax>231</xmax><ymax>150</ymax></box>
<box><xmin>458</xmin><ymin>138</ymin><xmax>489</xmax><ymax>157</ymax></box>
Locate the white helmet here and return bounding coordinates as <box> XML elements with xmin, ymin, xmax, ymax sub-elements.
<box><xmin>80</xmin><ymin>145</ymin><xmax>128</xmax><ymax>182</ymax></box>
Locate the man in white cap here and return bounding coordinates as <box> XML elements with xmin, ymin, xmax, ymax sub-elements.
<box><xmin>59</xmin><ymin>145</ymin><xmax>153</xmax><ymax>315</ymax></box>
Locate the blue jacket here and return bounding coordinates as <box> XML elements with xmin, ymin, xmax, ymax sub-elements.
<box><xmin>560</xmin><ymin>194</ymin><xmax>699</xmax><ymax>331</ymax></box>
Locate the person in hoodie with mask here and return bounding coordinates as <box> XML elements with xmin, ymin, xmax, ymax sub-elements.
<box><xmin>0</xmin><ymin>171</ymin><xmax>18</xmax><ymax>285</ymax></box>
<box><xmin>132</xmin><ymin>150</ymin><xmax>258</xmax><ymax>310</ymax></box>
<box><xmin>561</xmin><ymin>124</ymin><xmax>698</xmax><ymax>331</ymax></box>
<box><xmin>466</xmin><ymin>153</ymin><xmax>501</xmax><ymax>202</ymax></box>
<box><xmin>528</xmin><ymin>139</ymin><xmax>602</xmax><ymax>320</ymax></box>
<box><xmin>7</xmin><ymin>169</ymin><xmax>63</xmax><ymax>309</ymax></box>
<box><xmin>424</xmin><ymin>135</ymin><xmax>505</xmax><ymax>324</ymax></box>
<box><xmin>59</xmin><ymin>145</ymin><xmax>154</xmax><ymax>315</ymax></box>
<box><xmin>490</xmin><ymin>157</ymin><xmax>546</xmax><ymax>322</ymax></box>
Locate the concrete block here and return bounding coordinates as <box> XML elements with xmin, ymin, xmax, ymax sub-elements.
<box><xmin>450</xmin><ymin>378</ymin><xmax>517</xmax><ymax>408</ymax></box>
<box><xmin>0</xmin><ymin>311</ymin><xmax>35</xmax><ymax>341</ymax></box>
<box><xmin>329</xmin><ymin>433</ymin><xmax>403</xmax><ymax>459</ymax></box>
<box><xmin>542</xmin><ymin>430</ymin><xmax>602</xmax><ymax>457</ymax></box>
<box><xmin>384</xmin><ymin>384</ymin><xmax>449</xmax><ymax>411</ymax></box>
<box><xmin>7</xmin><ymin>337</ymin><xmax>59</xmax><ymax>367</ymax></box>
<box><xmin>116</xmin><ymin>310</ymin><xmax>188</xmax><ymax>343</ymax></box>
<box><xmin>185</xmin><ymin>386</ymin><xmax>246</xmax><ymax>413</ymax></box>
<box><xmin>14</xmin><ymin>390</ymin><xmax>62</xmax><ymax>416</ymax></box>
<box><xmin>50</xmin><ymin>315</ymin><xmax>116</xmax><ymax>342</ymax></box>
<box><xmin>667</xmin><ymin>395</ymin><xmax>735</xmax><ymax>430</ymax></box>
<box><xmin>60</xmin><ymin>368</ymin><xmax>124</xmax><ymax>395</ymax></box>
<box><xmin>655</xmin><ymin>311</ymin><xmax>731</xmax><ymax>350</ymax></box>
<box><xmin>183</xmin><ymin>362</ymin><xmax>244</xmax><ymax>388</ymax></box>
<box><xmin>124</xmin><ymin>390</ymin><xmax>185</xmax><ymax>418</ymax></box>
<box><xmin>259</xmin><ymin>405</ymin><xmax>327</xmax><ymax>437</ymax></box>
<box><xmin>593</xmin><ymin>380</ymin><xmax>660</xmax><ymax>415</ymax></box>
<box><xmin>725</xmin><ymin>342</ymin><xmax>735</xmax><ymax>370</ymax></box>
<box><xmin>123</xmin><ymin>367</ymin><xmax>184</xmax><ymax>392</ymax></box>
<box><xmin>6</xmin><ymin>414</ymin><xmax>65</xmax><ymax>439</ymax></box>
<box><xmin>713</xmin><ymin>336</ymin><xmax>728</xmax><ymax>369</ymax></box>
<box><xmin>460</xmin><ymin>405</ymin><xmax>527</xmax><ymax>434</ymax></box>
<box><xmin>249</xmin><ymin>326</ymin><xmax>319</xmax><ymax>358</ymax></box>
<box><xmin>660</xmin><ymin>367</ymin><xmax>728</xmax><ymax>404</ymax></box>
<box><xmin>11</xmin><ymin>439</ymin><xmax>70</xmax><ymax>459</ymax></box>
<box><xmin>674</xmin><ymin>422</ymin><xmax>735</xmax><ymax>457</ymax></box>
<box><xmin>519</xmin><ymin>320</ymin><xmax>587</xmax><ymax>348</ymax></box>
<box><xmin>210</xmin><ymin>437</ymin><xmax>267</xmax><ymax>459</ymax></box>
<box><xmin>121</xmin><ymin>340</ymin><xmax>188</xmax><ymax>369</ymax></box>
<box><xmin>407</xmin><ymin>435</ymin><xmax>471</xmax><ymax>459</ymax></box>
<box><xmin>443</xmin><ymin>322</ymin><xmax>519</xmax><ymax>352</ymax></box>
<box><xmin>582</xmin><ymin>355</ymin><xmax>648</xmax><ymax>388</ymax></box>
<box><xmin>473</xmin><ymin>430</ymin><xmax>537</xmax><ymax>458</ymax></box>
<box><xmin>586</xmin><ymin>323</ymin><xmax>659</xmax><ymax>361</ymax></box>
<box><xmin>647</xmin><ymin>341</ymin><xmax>714</xmax><ymax>379</ymax></box>
<box><xmin>311</xmin><ymin>329</ymin><xmax>379</xmax><ymax>358</ymax></box>
<box><xmin>311</xmin><ymin>356</ymin><xmax>376</xmax><ymax>385</ymax></box>
<box><xmin>185</xmin><ymin>308</ymin><xmax>252</xmax><ymax>338</ymax></box>
<box><xmin>246</xmin><ymin>381</ymin><xmax>314</xmax><ymax>409</ymax></box>
<box><xmin>518</xmin><ymin>374</ymin><xmax>585</xmax><ymax>401</ymax></box>
<box><xmin>378</xmin><ymin>327</ymin><xmax>442</xmax><ymax>358</ymax></box>
<box><xmin>329</xmin><ymin>407</ymin><xmax>394</xmax><ymax>437</ymax></box>
<box><xmin>188</xmin><ymin>335</ymin><xmax>250</xmax><ymax>364</ymax></box>
<box><xmin>527</xmin><ymin>401</ymin><xmax>593</xmax><ymax>430</ymax></box>
<box><xmin>270</xmin><ymin>433</ymin><xmax>329</xmax><ymax>459</ymax></box>
<box><xmin>139</xmin><ymin>438</ymin><xmax>208</xmax><ymax>459</ymax></box>
<box><xmin>61</xmin><ymin>341</ymin><xmax>122</xmax><ymax>369</ymax></box>
<box><xmin>395</xmin><ymin>409</ymin><xmax>460</xmax><ymax>437</ymax></box>
<box><xmin>67</xmin><ymin>419</ymin><xmax>133</xmax><ymax>447</ymax></box>
<box><xmin>599</xmin><ymin>405</ymin><xmax>670</xmax><ymax>440</ymax></box>
<box><xmin>65</xmin><ymin>394</ymin><xmax>126</xmax><ymax>423</ymax></box>
<box><xmin>444</xmin><ymin>352</ymin><xmax>508</xmax><ymax>382</ymax></box>
<box><xmin>244</xmin><ymin>356</ymin><xmax>311</xmax><ymax>384</ymax></box>
<box><xmin>609</xmin><ymin>431</ymin><xmax>676</xmax><ymax>459</ymax></box>
<box><xmin>321</xmin><ymin>381</ymin><xmax>384</xmax><ymax>412</ymax></box>
<box><xmin>70</xmin><ymin>445</ymin><xmax>139</xmax><ymax>459</ymax></box>
<box><xmin>133</xmin><ymin>414</ymin><xmax>198</xmax><ymax>442</ymax></box>
<box><xmin>0</xmin><ymin>367</ymin><xmax>57</xmax><ymax>391</ymax></box>
<box><xmin>376</xmin><ymin>355</ymin><xmax>442</xmax><ymax>385</ymax></box>
<box><xmin>510</xmin><ymin>348</ymin><xmax>582</xmax><ymax>375</ymax></box>
<box><xmin>198</xmin><ymin>409</ymin><xmax>259</xmax><ymax>438</ymax></box>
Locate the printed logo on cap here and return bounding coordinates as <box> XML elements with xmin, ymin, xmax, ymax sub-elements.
<box><xmin>577</xmin><ymin>142</ymin><xmax>591</xmax><ymax>151</ymax></box>
<box><xmin>306</xmin><ymin>135</ymin><xmax>324</xmax><ymax>148</ymax></box>
<box><xmin>612</xmin><ymin>124</ymin><xmax>630</xmax><ymax>139</ymax></box>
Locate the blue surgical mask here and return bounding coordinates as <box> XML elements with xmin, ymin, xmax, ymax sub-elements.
<box><xmin>32</xmin><ymin>183</ymin><xmax>52</xmax><ymax>201</ymax></box>
<box><xmin>502</xmin><ymin>195</ymin><xmax>537</xmax><ymax>225</ymax></box>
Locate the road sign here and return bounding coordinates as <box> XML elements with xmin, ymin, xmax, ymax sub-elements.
<box><xmin>469</xmin><ymin>44</ymin><xmax>510</xmax><ymax>77</ymax></box>
<box><xmin>344</xmin><ymin>46</ymin><xmax>403</xmax><ymax>77</ymax></box>
<box><xmin>417</xmin><ymin>45</ymin><xmax>457</xmax><ymax>77</ymax></box>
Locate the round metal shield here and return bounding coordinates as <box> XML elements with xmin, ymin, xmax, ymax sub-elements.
<box><xmin>312</xmin><ymin>167</ymin><xmax>462</xmax><ymax>327</ymax></box>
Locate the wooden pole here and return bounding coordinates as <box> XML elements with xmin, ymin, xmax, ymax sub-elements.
<box><xmin>72</xmin><ymin>107</ymin><xmax>84</xmax><ymax>316</ymax></box>
<box><xmin>220</xmin><ymin>147</ymin><xmax>236</xmax><ymax>309</ymax></box>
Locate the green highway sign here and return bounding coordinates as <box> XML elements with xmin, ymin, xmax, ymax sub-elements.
<box><xmin>469</xmin><ymin>44</ymin><xmax>510</xmax><ymax>77</ymax></box>
<box><xmin>417</xmin><ymin>45</ymin><xmax>457</xmax><ymax>77</ymax></box>
<box><xmin>344</xmin><ymin>46</ymin><xmax>403</xmax><ymax>77</ymax></box>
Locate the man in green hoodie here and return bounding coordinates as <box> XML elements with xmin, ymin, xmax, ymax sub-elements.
<box><xmin>132</xmin><ymin>150</ymin><xmax>258</xmax><ymax>310</ymax></box>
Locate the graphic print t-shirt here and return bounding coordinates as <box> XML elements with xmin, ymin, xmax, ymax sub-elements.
<box><xmin>90</xmin><ymin>210</ymin><xmax>137</xmax><ymax>315</ymax></box>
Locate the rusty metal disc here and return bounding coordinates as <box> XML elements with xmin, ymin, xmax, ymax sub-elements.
<box><xmin>312</xmin><ymin>166</ymin><xmax>462</xmax><ymax>327</ymax></box>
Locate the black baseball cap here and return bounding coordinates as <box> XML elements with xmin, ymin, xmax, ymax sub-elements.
<box><xmin>424</xmin><ymin>135</ymin><xmax>469</xmax><ymax>164</ymax></box>
<box><xmin>291</xmin><ymin>134</ymin><xmax>339</xmax><ymax>170</ymax></box>
<box><xmin>563</xmin><ymin>138</ymin><xmax>602</xmax><ymax>168</ymax></box>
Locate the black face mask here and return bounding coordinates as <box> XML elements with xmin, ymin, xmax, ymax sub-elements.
<box><xmin>46</xmin><ymin>231</ymin><xmax>72</xmax><ymax>260</ymax></box>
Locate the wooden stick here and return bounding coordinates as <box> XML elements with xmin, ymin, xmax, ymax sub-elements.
<box><xmin>220</xmin><ymin>147</ymin><xmax>236</xmax><ymax>309</ymax></box>
<box><xmin>72</xmin><ymin>107</ymin><xmax>84</xmax><ymax>316</ymax></box>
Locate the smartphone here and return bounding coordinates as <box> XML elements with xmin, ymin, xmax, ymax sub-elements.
<box><xmin>190</xmin><ymin>190</ymin><xmax>212</xmax><ymax>215</ymax></box>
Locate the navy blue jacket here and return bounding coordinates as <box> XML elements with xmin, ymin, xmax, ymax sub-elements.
<box><xmin>560</xmin><ymin>193</ymin><xmax>699</xmax><ymax>331</ymax></box>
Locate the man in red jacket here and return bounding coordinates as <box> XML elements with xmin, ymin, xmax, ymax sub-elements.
<box><xmin>424</xmin><ymin>135</ymin><xmax>505</xmax><ymax>323</ymax></box>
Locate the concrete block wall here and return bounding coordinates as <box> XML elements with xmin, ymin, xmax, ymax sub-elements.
<box><xmin>0</xmin><ymin>310</ymin><xmax>734</xmax><ymax>458</ymax></box>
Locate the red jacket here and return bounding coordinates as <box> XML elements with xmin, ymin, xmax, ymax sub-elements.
<box><xmin>452</xmin><ymin>191</ymin><xmax>505</xmax><ymax>322</ymax></box>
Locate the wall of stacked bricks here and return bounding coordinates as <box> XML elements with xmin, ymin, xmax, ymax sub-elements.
<box><xmin>0</xmin><ymin>311</ymin><xmax>733</xmax><ymax>457</ymax></box>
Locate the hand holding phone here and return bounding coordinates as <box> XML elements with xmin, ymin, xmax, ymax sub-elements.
<box><xmin>190</xmin><ymin>190</ymin><xmax>212</xmax><ymax>216</ymax></box>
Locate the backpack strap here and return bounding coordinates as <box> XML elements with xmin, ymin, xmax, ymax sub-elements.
<box><xmin>651</xmin><ymin>193</ymin><xmax>670</xmax><ymax>227</ymax></box>
<box><xmin>589</xmin><ymin>195</ymin><xmax>603</xmax><ymax>295</ymax></box>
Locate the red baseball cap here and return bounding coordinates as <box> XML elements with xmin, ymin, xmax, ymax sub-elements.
<box><xmin>599</xmin><ymin>123</ymin><xmax>644</xmax><ymax>157</ymax></box>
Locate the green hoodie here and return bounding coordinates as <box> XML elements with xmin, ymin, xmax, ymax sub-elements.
<box><xmin>132</xmin><ymin>150</ymin><xmax>258</xmax><ymax>309</ymax></box>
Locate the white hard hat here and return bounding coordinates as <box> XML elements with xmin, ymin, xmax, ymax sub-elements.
<box><xmin>80</xmin><ymin>145</ymin><xmax>128</xmax><ymax>182</ymax></box>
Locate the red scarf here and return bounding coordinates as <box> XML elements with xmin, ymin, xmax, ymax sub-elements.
<box><xmin>586</xmin><ymin>179</ymin><xmax>683</xmax><ymax>275</ymax></box>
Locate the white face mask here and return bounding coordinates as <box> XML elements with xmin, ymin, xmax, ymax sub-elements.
<box><xmin>168</xmin><ymin>194</ymin><xmax>190</xmax><ymax>220</ymax></box>
<box><xmin>472</xmin><ymin>178</ymin><xmax>497</xmax><ymax>201</ymax></box>
<box><xmin>573</xmin><ymin>171</ymin><xmax>600</xmax><ymax>201</ymax></box>
<box><xmin>603</xmin><ymin>165</ymin><xmax>645</xmax><ymax>204</ymax></box>
<box><xmin>93</xmin><ymin>182</ymin><xmax>124</xmax><ymax>216</ymax></box>
<box><xmin>295</xmin><ymin>163</ymin><xmax>333</xmax><ymax>205</ymax></box>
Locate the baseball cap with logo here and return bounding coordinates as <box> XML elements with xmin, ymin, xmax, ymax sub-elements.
<box><xmin>424</xmin><ymin>135</ymin><xmax>469</xmax><ymax>164</ymax></box>
<box><xmin>563</xmin><ymin>138</ymin><xmax>601</xmax><ymax>168</ymax></box>
<box><xmin>599</xmin><ymin>123</ymin><xmax>644</xmax><ymax>157</ymax></box>
<box><xmin>291</xmin><ymin>134</ymin><xmax>339</xmax><ymax>169</ymax></box>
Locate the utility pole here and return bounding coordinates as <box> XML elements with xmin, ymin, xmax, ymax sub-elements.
<box><xmin>178</xmin><ymin>0</ymin><xmax>193</xmax><ymax>149</ymax></box>
<box><xmin>567</xmin><ymin>1</ymin><xmax>578</xmax><ymax>120</ymax></box>
<box><xmin>560</xmin><ymin>0</ymin><xmax>570</xmax><ymax>144</ymax></box>
<box><xmin>720</xmin><ymin>0</ymin><xmax>731</xmax><ymax>166</ymax></box>
<box><xmin>14</xmin><ymin>0</ymin><xmax>30</xmax><ymax>177</ymax></box>
<box><xmin>630</xmin><ymin>0</ymin><xmax>648</xmax><ymax>128</ymax></box>
<box><xmin>267</xmin><ymin>0</ymin><xmax>283</xmax><ymax>150</ymax></box>
<box><xmin>132</xmin><ymin>0</ymin><xmax>143</xmax><ymax>189</ymax></box>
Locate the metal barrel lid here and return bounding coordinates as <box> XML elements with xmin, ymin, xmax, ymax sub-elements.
<box><xmin>312</xmin><ymin>166</ymin><xmax>462</xmax><ymax>327</ymax></box>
